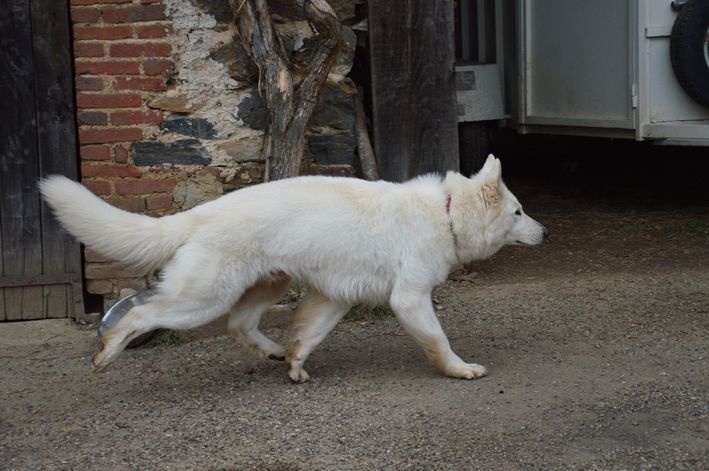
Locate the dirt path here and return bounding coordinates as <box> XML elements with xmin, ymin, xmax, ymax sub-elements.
<box><xmin>1</xmin><ymin>150</ymin><xmax>708</xmax><ymax>470</ymax></box>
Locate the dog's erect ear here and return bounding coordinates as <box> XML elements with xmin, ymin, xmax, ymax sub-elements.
<box><xmin>475</xmin><ymin>155</ymin><xmax>503</xmax><ymax>208</ymax></box>
<box><xmin>477</xmin><ymin>154</ymin><xmax>502</xmax><ymax>183</ymax></box>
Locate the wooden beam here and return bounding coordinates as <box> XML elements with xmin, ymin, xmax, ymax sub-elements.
<box><xmin>0</xmin><ymin>273</ymin><xmax>81</xmax><ymax>289</ymax></box>
<box><xmin>369</xmin><ymin>0</ymin><xmax>460</xmax><ymax>181</ymax></box>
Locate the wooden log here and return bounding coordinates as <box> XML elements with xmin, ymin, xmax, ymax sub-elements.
<box><xmin>231</xmin><ymin>0</ymin><xmax>343</xmax><ymax>181</ymax></box>
<box><xmin>355</xmin><ymin>87</ymin><xmax>378</xmax><ymax>181</ymax></box>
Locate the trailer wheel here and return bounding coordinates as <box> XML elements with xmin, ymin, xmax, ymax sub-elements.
<box><xmin>670</xmin><ymin>0</ymin><xmax>709</xmax><ymax>108</ymax></box>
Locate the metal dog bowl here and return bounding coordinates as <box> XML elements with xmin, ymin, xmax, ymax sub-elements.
<box><xmin>98</xmin><ymin>289</ymin><xmax>157</xmax><ymax>348</ymax></box>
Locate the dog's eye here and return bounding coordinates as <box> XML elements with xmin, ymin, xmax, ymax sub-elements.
<box><xmin>514</xmin><ymin>210</ymin><xmax>521</xmax><ymax>216</ymax></box>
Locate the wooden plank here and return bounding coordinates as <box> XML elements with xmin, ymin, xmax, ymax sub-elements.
<box><xmin>0</xmin><ymin>0</ymin><xmax>44</xmax><ymax>320</ymax></box>
<box><xmin>369</xmin><ymin>0</ymin><xmax>460</xmax><ymax>182</ymax></box>
<box><xmin>0</xmin><ymin>273</ymin><xmax>82</xmax><ymax>288</ymax></box>
<box><xmin>0</xmin><ymin>220</ymin><xmax>4</xmax><ymax>321</ymax></box>
<box><xmin>32</xmin><ymin>0</ymin><xmax>82</xmax><ymax>319</ymax></box>
<box><xmin>0</xmin><ymin>0</ymin><xmax>13</xmax><ymax>321</ymax></box>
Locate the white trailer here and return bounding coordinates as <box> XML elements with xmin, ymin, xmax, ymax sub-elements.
<box><xmin>455</xmin><ymin>0</ymin><xmax>709</xmax><ymax>147</ymax></box>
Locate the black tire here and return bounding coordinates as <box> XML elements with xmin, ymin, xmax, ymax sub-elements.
<box><xmin>670</xmin><ymin>0</ymin><xmax>709</xmax><ymax>108</ymax></box>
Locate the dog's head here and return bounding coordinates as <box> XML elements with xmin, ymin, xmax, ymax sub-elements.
<box><xmin>472</xmin><ymin>155</ymin><xmax>548</xmax><ymax>248</ymax></box>
<box><xmin>448</xmin><ymin>155</ymin><xmax>548</xmax><ymax>262</ymax></box>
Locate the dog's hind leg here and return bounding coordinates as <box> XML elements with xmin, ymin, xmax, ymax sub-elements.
<box><xmin>92</xmin><ymin>293</ymin><xmax>240</xmax><ymax>370</ymax></box>
<box><xmin>286</xmin><ymin>292</ymin><xmax>350</xmax><ymax>383</ymax></box>
<box><xmin>92</xmin><ymin>245</ymin><xmax>255</xmax><ymax>370</ymax></box>
<box><xmin>227</xmin><ymin>273</ymin><xmax>291</xmax><ymax>360</ymax></box>
<box><xmin>390</xmin><ymin>288</ymin><xmax>487</xmax><ymax>380</ymax></box>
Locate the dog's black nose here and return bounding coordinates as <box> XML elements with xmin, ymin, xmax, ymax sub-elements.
<box><xmin>542</xmin><ymin>226</ymin><xmax>550</xmax><ymax>240</ymax></box>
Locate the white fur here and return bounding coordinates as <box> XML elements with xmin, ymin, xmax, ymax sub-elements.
<box><xmin>41</xmin><ymin>155</ymin><xmax>546</xmax><ymax>381</ymax></box>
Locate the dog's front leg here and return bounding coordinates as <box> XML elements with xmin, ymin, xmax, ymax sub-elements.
<box><xmin>286</xmin><ymin>292</ymin><xmax>350</xmax><ymax>383</ymax></box>
<box><xmin>390</xmin><ymin>289</ymin><xmax>487</xmax><ymax>380</ymax></box>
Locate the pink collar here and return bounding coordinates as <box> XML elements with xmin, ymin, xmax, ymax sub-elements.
<box><xmin>445</xmin><ymin>194</ymin><xmax>460</xmax><ymax>263</ymax></box>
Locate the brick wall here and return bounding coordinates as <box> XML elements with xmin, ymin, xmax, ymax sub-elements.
<box><xmin>70</xmin><ymin>0</ymin><xmax>176</xmax><ymax>300</ymax></box>
<box><xmin>71</xmin><ymin>0</ymin><xmax>176</xmax><ymax>216</ymax></box>
<box><xmin>68</xmin><ymin>0</ymin><xmax>361</xmax><ymax>304</ymax></box>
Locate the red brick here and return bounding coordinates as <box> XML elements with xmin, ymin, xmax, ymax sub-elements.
<box><xmin>75</xmin><ymin>60</ymin><xmax>141</xmax><ymax>75</ymax></box>
<box><xmin>110</xmin><ymin>109</ymin><xmax>163</xmax><ymax>125</ymax></box>
<box><xmin>116</xmin><ymin>278</ymin><xmax>147</xmax><ymax>292</ymax></box>
<box><xmin>84</xmin><ymin>248</ymin><xmax>113</xmax><ymax>263</ymax></box>
<box><xmin>75</xmin><ymin>76</ymin><xmax>105</xmax><ymax>91</ymax></box>
<box><xmin>135</xmin><ymin>23</ymin><xmax>172</xmax><ymax>38</ymax></box>
<box><xmin>76</xmin><ymin>93</ymin><xmax>142</xmax><ymax>109</ymax></box>
<box><xmin>79</xmin><ymin>127</ymin><xmax>143</xmax><ymax>144</ymax></box>
<box><xmin>146</xmin><ymin>194</ymin><xmax>173</xmax><ymax>210</ymax></box>
<box><xmin>73</xmin><ymin>42</ymin><xmax>105</xmax><ymax>57</ymax></box>
<box><xmin>102</xmin><ymin>4</ymin><xmax>165</xmax><ymax>23</ymax></box>
<box><xmin>85</xmin><ymin>262</ymin><xmax>145</xmax><ymax>279</ymax></box>
<box><xmin>109</xmin><ymin>196</ymin><xmax>147</xmax><ymax>212</ymax></box>
<box><xmin>142</xmin><ymin>58</ymin><xmax>173</xmax><ymax>76</ymax></box>
<box><xmin>110</xmin><ymin>42</ymin><xmax>171</xmax><ymax>58</ymax></box>
<box><xmin>113</xmin><ymin>76</ymin><xmax>166</xmax><ymax>92</ymax></box>
<box><xmin>80</xmin><ymin>145</ymin><xmax>111</xmax><ymax>160</ymax></box>
<box><xmin>82</xmin><ymin>179</ymin><xmax>112</xmax><ymax>195</ymax></box>
<box><xmin>115</xmin><ymin>179</ymin><xmax>176</xmax><ymax>195</ymax></box>
<box><xmin>70</xmin><ymin>7</ymin><xmax>101</xmax><ymax>24</ymax></box>
<box><xmin>77</xmin><ymin>111</ymin><xmax>108</xmax><ymax>125</ymax></box>
<box><xmin>82</xmin><ymin>164</ymin><xmax>143</xmax><ymax>178</ymax></box>
<box><xmin>73</xmin><ymin>25</ymin><xmax>132</xmax><ymax>40</ymax></box>
<box><xmin>114</xmin><ymin>145</ymin><xmax>130</xmax><ymax>163</ymax></box>
<box><xmin>87</xmin><ymin>279</ymin><xmax>114</xmax><ymax>295</ymax></box>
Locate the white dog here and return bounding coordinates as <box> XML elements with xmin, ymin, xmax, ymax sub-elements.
<box><xmin>41</xmin><ymin>155</ymin><xmax>547</xmax><ymax>382</ymax></box>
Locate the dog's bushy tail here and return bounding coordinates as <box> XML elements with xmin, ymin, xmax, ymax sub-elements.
<box><xmin>40</xmin><ymin>175</ymin><xmax>190</xmax><ymax>271</ymax></box>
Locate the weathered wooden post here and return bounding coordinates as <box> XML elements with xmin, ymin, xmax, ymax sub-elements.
<box><xmin>230</xmin><ymin>0</ymin><xmax>343</xmax><ymax>181</ymax></box>
<box><xmin>368</xmin><ymin>0</ymin><xmax>459</xmax><ymax>181</ymax></box>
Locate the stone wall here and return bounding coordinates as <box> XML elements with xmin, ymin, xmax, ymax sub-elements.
<box><xmin>69</xmin><ymin>0</ymin><xmax>361</xmax><ymax>301</ymax></box>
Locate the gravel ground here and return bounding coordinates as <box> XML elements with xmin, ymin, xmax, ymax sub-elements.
<box><xmin>1</xmin><ymin>147</ymin><xmax>708</xmax><ymax>470</ymax></box>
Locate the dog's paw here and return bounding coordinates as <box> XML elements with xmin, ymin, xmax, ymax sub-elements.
<box><xmin>288</xmin><ymin>364</ymin><xmax>311</xmax><ymax>383</ymax></box>
<box><xmin>446</xmin><ymin>362</ymin><xmax>487</xmax><ymax>380</ymax></box>
<box><xmin>91</xmin><ymin>350</ymin><xmax>110</xmax><ymax>372</ymax></box>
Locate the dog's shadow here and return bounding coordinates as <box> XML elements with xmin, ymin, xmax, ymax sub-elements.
<box><xmin>111</xmin><ymin>326</ymin><xmax>447</xmax><ymax>397</ymax></box>
<box><xmin>111</xmin><ymin>314</ymin><xmax>544</xmax><ymax>397</ymax></box>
